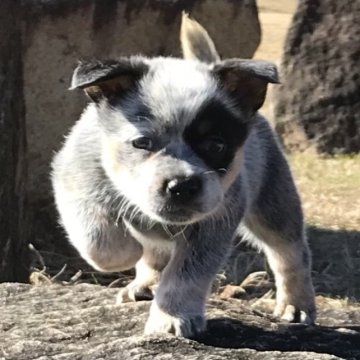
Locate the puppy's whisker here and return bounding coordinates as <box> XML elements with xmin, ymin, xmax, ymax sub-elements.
<box><xmin>162</xmin><ymin>224</ymin><xmax>174</xmax><ymax>239</ymax></box>
<box><xmin>135</xmin><ymin>115</ymin><xmax>152</xmax><ymax>123</ymax></box>
<box><xmin>171</xmin><ymin>224</ymin><xmax>189</xmax><ymax>240</ymax></box>
<box><xmin>202</xmin><ymin>170</ymin><xmax>217</xmax><ymax>176</ymax></box>
<box><xmin>179</xmin><ymin>225</ymin><xmax>190</xmax><ymax>245</ymax></box>
<box><xmin>217</xmin><ymin>168</ymin><xmax>228</xmax><ymax>174</ymax></box>
<box><xmin>202</xmin><ymin>168</ymin><xmax>227</xmax><ymax>176</ymax></box>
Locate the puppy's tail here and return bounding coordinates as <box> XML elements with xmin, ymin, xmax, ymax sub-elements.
<box><xmin>180</xmin><ymin>12</ymin><xmax>220</xmax><ymax>63</ymax></box>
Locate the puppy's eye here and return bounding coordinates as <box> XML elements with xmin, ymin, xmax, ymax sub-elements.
<box><xmin>201</xmin><ymin>136</ymin><xmax>227</xmax><ymax>154</ymax></box>
<box><xmin>132</xmin><ymin>137</ymin><xmax>153</xmax><ymax>151</ymax></box>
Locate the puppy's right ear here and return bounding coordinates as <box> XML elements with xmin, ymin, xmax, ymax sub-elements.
<box><xmin>70</xmin><ymin>57</ymin><xmax>149</xmax><ymax>102</ymax></box>
<box><xmin>212</xmin><ymin>59</ymin><xmax>279</xmax><ymax>111</ymax></box>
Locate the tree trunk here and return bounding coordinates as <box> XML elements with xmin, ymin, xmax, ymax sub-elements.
<box><xmin>0</xmin><ymin>0</ymin><xmax>29</xmax><ymax>282</ymax></box>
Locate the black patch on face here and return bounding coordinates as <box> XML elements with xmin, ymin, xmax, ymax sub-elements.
<box><xmin>183</xmin><ymin>99</ymin><xmax>250</xmax><ymax>172</ymax></box>
<box><xmin>101</xmin><ymin>89</ymin><xmax>154</xmax><ymax>133</ymax></box>
<box><xmin>107</xmin><ymin>85</ymin><xmax>147</xmax><ymax>115</ymax></box>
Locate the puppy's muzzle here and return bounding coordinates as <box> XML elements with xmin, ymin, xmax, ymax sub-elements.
<box><xmin>164</xmin><ymin>175</ymin><xmax>202</xmax><ymax>202</ymax></box>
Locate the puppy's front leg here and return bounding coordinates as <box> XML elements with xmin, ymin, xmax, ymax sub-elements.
<box><xmin>144</xmin><ymin>224</ymin><xmax>233</xmax><ymax>338</ymax></box>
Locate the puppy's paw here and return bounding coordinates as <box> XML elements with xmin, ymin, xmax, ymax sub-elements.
<box><xmin>144</xmin><ymin>301</ymin><xmax>206</xmax><ymax>338</ymax></box>
<box><xmin>274</xmin><ymin>300</ymin><xmax>316</xmax><ymax>325</ymax></box>
<box><xmin>116</xmin><ymin>283</ymin><xmax>154</xmax><ymax>304</ymax></box>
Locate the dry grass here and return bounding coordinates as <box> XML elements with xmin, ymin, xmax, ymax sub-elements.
<box><xmin>255</xmin><ymin>0</ymin><xmax>297</xmax><ymax>63</ymax></box>
<box><xmin>29</xmin><ymin>242</ymin><xmax>134</xmax><ymax>287</ymax></box>
<box><xmin>290</xmin><ymin>154</ymin><xmax>360</xmax><ymax>230</ymax></box>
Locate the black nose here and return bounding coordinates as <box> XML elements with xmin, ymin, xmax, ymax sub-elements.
<box><xmin>166</xmin><ymin>176</ymin><xmax>202</xmax><ymax>199</ymax></box>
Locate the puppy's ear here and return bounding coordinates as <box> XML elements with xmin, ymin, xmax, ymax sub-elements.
<box><xmin>212</xmin><ymin>59</ymin><xmax>280</xmax><ymax>111</ymax></box>
<box><xmin>180</xmin><ymin>12</ymin><xmax>220</xmax><ymax>63</ymax></box>
<box><xmin>70</xmin><ymin>57</ymin><xmax>149</xmax><ymax>102</ymax></box>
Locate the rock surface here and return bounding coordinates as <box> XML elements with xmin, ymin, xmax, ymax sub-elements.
<box><xmin>274</xmin><ymin>0</ymin><xmax>360</xmax><ymax>154</ymax></box>
<box><xmin>1</xmin><ymin>283</ymin><xmax>359</xmax><ymax>359</ymax></box>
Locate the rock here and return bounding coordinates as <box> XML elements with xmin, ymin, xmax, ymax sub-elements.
<box><xmin>21</xmin><ymin>0</ymin><xmax>260</xmax><ymax>204</ymax></box>
<box><xmin>274</xmin><ymin>1</ymin><xmax>360</xmax><ymax>154</ymax></box>
<box><xmin>1</xmin><ymin>283</ymin><xmax>359</xmax><ymax>359</ymax></box>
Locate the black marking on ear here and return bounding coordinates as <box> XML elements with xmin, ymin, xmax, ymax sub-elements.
<box><xmin>70</xmin><ymin>57</ymin><xmax>149</xmax><ymax>102</ymax></box>
<box><xmin>184</xmin><ymin>98</ymin><xmax>249</xmax><ymax>172</ymax></box>
<box><xmin>212</xmin><ymin>59</ymin><xmax>279</xmax><ymax>111</ymax></box>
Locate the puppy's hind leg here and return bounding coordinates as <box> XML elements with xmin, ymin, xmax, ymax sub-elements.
<box><xmin>244</xmin><ymin>204</ymin><xmax>317</xmax><ymax>324</ymax></box>
<box><xmin>117</xmin><ymin>241</ymin><xmax>171</xmax><ymax>303</ymax></box>
<box><xmin>244</xmin><ymin>212</ymin><xmax>316</xmax><ymax>324</ymax></box>
<box><xmin>242</xmin><ymin>156</ymin><xmax>316</xmax><ymax>324</ymax></box>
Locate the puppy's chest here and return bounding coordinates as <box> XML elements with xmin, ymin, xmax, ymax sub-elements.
<box><xmin>123</xmin><ymin>219</ymin><xmax>185</xmax><ymax>250</ymax></box>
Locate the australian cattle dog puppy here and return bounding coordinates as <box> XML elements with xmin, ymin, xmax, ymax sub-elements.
<box><xmin>52</xmin><ymin>13</ymin><xmax>316</xmax><ymax>337</ymax></box>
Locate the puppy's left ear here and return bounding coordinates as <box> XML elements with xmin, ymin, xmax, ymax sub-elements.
<box><xmin>212</xmin><ymin>59</ymin><xmax>279</xmax><ymax>111</ymax></box>
<box><xmin>180</xmin><ymin>12</ymin><xmax>220</xmax><ymax>63</ymax></box>
<box><xmin>70</xmin><ymin>57</ymin><xmax>149</xmax><ymax>102</ymax></box>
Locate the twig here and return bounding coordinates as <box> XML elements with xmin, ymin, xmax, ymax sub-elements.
<box><xmin>67</xmin><ymin>270</ymin><xmax>83</xmax><ymax>284</ymax></box>
<box><xmin>29</xmin><ymin>243</ymin><xmax>46</xmax><ymax>270</ymax></box>
<box><xmin>51</xmin><ymin>264</ymin><xmax>67</xmax><ymax>281</ymax></box>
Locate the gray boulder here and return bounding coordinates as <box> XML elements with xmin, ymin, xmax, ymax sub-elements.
<box><xmin>274</xmin><ymin>0</ymin><xmax>360</xmax><ymax>154</ymax></box>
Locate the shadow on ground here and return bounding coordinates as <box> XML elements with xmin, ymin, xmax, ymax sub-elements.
<box><xmin>225</xmin><ymin>224</ymin><xmax>360</xmax><ymax>300</ymax></box>
<box><xmin>197</xmin><ymin>316</ymin><xmax>360</xmax><ymax>359</ymax></box>
<box><xmin>308</xmin><ymin>225</ymin><xmax>360</xmax><ymax>299</ymax></box>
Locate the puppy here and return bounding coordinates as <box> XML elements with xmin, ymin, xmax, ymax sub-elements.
<box><xmin>51</xmin><ymin>13</ymin><xmax>316</xmax><ymax>337</ymax></box>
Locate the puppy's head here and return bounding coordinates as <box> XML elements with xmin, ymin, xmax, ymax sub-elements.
<box><xmin>70</xmin><ymin>15</ymin><xmax>278</xmax><ymax>225</ymax></box>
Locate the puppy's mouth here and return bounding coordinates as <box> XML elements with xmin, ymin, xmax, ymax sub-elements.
<box><xmin>154</xmin><ymin>204</ymin><xmax>204</xmax><ymax>225</ymax></box>
<box><xmin>149</xmin><ymin>201</ymin><xmax>218</xmax><ymax>225</ymax></box>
